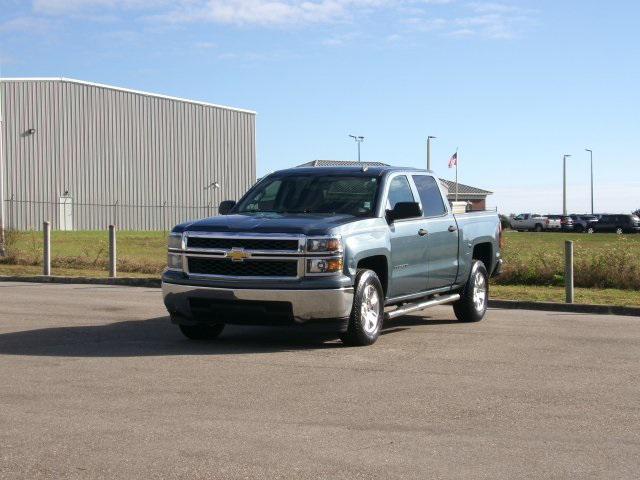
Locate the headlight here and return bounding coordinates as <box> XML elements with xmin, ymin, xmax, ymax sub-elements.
<box><xmin>167</xmin><ymin>253</ymin><xmax>183</xmax><ymax>270</ymax></box>
<box><xmin>168</xmin><ymin>233</ymin><xmax>183</xmax><ymax>250</ymax></box>
<box><xmin>306</xmin><ymin>258</ymin><xmax>343</xmax><ymax>274</ymax></box>
<box><xmin>306</xmin><ymin>237</ymin><xmax>342</xmax><ymax>253</ymax></box>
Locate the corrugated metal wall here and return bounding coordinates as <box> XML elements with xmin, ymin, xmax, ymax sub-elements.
<box><xmin>0</xmin><ymin>79</ymin><xmax>256</xmax><ymax>230</ymax></box>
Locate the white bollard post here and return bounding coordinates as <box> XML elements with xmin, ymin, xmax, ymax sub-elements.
<box><xmin>108</xmin><ymin>225</ymin><xmax>117</xmax><ymax>278</ymax></box>
<box><xmin>565</xmin><ymin>240</ymin><xmax>574</xmax><ymax>304</ymax></box>
<box><xmin>43</xmin><ymin>221</ymin><xmax>51</xmax><ymax>276</ymax></box>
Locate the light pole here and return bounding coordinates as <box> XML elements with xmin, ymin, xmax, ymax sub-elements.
<box><xmin>585</xmin><ymin>148</ymin><xmax>593</xmax><ymax>214</ymax></box>
<box><xmin>349</xmin><ymin>135</ymin><xmax>365</xmax><ymax>162</ymax></box>
<box><xmin>563</xmin><ymin>154</ymin><xmax>571</xmax><ymax>216</ymax></box>
<box><xmin>427</xmin><ymin>136</ymin><xmax>436</xmax><ymax>172</ymax></box>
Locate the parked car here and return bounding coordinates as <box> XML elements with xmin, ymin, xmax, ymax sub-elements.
<box><xmin>593</xmin><ymin>214</ymin><xmax>640</xmax><ymax>234</ymax></box>
<box><xmin>510</xmin><ymin>213</ymin><xmax>552</xmax><ymax>232</ymax></box>
<box><xmin>570</xmin><ymin>214</ymin><xmax>598</xmax><ymax>233</ymax></box>
<box><xmin>162</xmin><ymin>165</ymin><xmax>503</xmax><ymax>346</ymax></box>
<box><xmin>546</xmin><ymin>215</ymin><xmax>574</xmax><ymax>231</ymax></box>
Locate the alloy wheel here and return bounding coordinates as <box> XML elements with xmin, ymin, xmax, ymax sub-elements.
<box><xmin>473</xmin><ymin>272</ymin><xmax>487</xmax><ymax>312</ymax></box>
<box><xmin>360</xmin><ymin>284</ymin><xmax>380</xmax><ymax>334</ymax></box>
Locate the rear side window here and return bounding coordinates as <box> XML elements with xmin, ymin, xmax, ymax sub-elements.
<box><xmin>387</xmin><ymin>175</ymin><xmax>415</xmax><ymax>209</ymax></box>
<box><xmin>413</xmin><ymin>175</ymin><xmax>447</xmax><ymax>217</ymax></box>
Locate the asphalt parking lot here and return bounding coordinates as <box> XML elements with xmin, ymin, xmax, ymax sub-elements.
<box><xmin>1</xmin><ymin>282</ymin><xmax>639</xmax><ymax>479</ymax></box>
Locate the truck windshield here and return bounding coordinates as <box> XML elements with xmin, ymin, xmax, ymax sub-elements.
<box><xmin>235</xmin><ymin>175</ymin><xmax>379</xmax><ymax>216</ymax></box>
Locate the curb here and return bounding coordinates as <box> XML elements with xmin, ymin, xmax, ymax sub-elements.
<box><xmin>489</xmin><ymin>299</ymin><xmax>640</xmax><ymax>317</ymax></box>
<box><xmin>0</xmin><ymin>275</ymin><xmax>160</xmax><ymax>288</ymax></box>
<box><xmin>1</xmin><ymin>276</ymin><xmax>638</xmax><ymax>317</ymax></box>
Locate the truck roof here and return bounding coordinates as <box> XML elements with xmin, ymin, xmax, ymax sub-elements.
<box><xmin>274</xmin><ymin>165</ymin><xmax>429</xmax><ymax>176</ymax></box>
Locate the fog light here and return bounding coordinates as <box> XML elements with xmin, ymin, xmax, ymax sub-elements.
<box><xmin>167</xmin><ymin>253</ymin><xmax>183</xmax><ymax>270</ymax></box>
<box><xmin>307</xmin><ymin>258</ymin><xmax>343</xmax><ymax>274</ymax></box>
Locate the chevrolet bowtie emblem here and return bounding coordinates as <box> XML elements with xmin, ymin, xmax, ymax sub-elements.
<box><xmin>227</xmin><ymin>248</ymin><xmax>251</xmax><ymax>262</ymax></box>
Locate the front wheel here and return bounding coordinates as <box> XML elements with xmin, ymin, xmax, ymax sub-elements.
<box><xmin>453</xmin><ymin>260</ymin><xmax>489</xmax><ymax>323</ymax></box>
<box><xmin>340</xmin><ymin>269</ymin><xmax>384</xmax><ymax>346</ymax></box>
<box><xmin>178</xmin><ymin>323</ymin><xmax>225</xmax><ymax>340</ymax></box>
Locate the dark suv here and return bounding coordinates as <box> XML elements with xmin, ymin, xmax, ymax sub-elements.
<box><xmin>593</xmin><ymin>214</ymin><xmax>640</xmax><ymax>234</ymax></box>
<box><xmin>570</xmin><ymin>214</ymin><xmax>598</xmax><ymax>233</ymax></box>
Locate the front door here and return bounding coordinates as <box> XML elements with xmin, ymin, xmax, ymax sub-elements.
<box><xmin>412</xmin><ymin>175</ymin><xmax>459</xmax><ymax>290</ymax></box>
<box><xmin>386</xmin><ymin>175</ymin><xmax>428</xmax><ymax>298</ymax></box>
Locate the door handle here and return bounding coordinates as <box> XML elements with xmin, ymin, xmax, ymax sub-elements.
<box><xmin>418</xmin><ymin>229</ymin><xmax>429</xmax><ymax>236</ymax></box>
<box><xmin>448</xmin><ymin>225</ymin><xmax>458</xmax><ymax>232</ymax></box>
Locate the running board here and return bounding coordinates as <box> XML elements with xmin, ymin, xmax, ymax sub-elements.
<box><xmin>385</xmin><ymin>293</ymin><xmax>461</xmax><ymax>320</ymax></box>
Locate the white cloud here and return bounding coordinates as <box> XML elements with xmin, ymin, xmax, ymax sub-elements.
<box><xmin>0</xmin><ymin>15</ymin><xmax>51</xmax><ymax>33</ymax></box>
<box><xmin>22</xmin><ymin>0</ymin><xmax>535</xmax><ymax>41</ymax></box>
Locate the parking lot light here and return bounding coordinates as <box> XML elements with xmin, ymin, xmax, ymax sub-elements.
<box><xmin>563</xmin><ymin>154</ymin><xmax>571</xmax><ymax>216</ymax></box>
<box><xmin>585</xmin><ymin>149</ymin><xmax>594</xmax><ymax>215</ymax></box>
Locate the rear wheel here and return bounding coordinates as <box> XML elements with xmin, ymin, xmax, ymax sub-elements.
<box><xmin>575</xmin><ymin>225</ymin><xmax>584</xmax><ymax>233</ymax></box>
<box><xmin>587</xmin><ymin>227</ymin><xmax>595</xmax><ymax>234</ymax></box>
<box><xmin>340</xmin><ymin>269</ymin><xmax>384</xmax><ymax>346</ymax></box>
<box><xmin>534</xmin><ymin>224</ymin><xmax>543</xmax><ymax>232</ymax></box>
<box><xmin>616</xmin><ymin>227</ymin><xmax>624</xmax><ymax>235</ymax></box>
<box><xmin>453</xmin><ymin>260</ymin><xmax>489</xmax><ymax>323</ymax></box>
<box><xmin>178</xmin><ymin>323</ymin><xmax>225</xmax><ymax>340</ymax></box>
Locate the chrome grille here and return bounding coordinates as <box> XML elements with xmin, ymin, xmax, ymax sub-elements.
<box><xmin>186</xmin><ymin>237</ymin><xmax>299</xmax><ymax>251</ymax></box>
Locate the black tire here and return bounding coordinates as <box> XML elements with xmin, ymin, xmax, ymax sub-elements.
<box><xmin>453</xmin><ymin>260</ymin><xmax>489</xmax><ymax>323</ymax></box>
<box><xmin>178</xmin><ymin>323</ymin><xmax>225</xmax><ymax>340</ymax></box>
<box><xmin>575</xmin><ymin>225</ymin><xmax>584</xmax><ymax>233</ymax></box>
<box><xmin>534</xmin><ymin>224</ymin><xmax>543</xmax><ymax>232</ymax></box>
<box><xmin>340</xmin><ymin>269</ymin><xmax>384</xmax><ymax>347</ymax></box>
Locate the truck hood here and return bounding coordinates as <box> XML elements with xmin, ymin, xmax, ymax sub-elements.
<box><xmin>178</xmin><ymin>213</ymin><xmax>360</xmax><ymax>236</ymax></box>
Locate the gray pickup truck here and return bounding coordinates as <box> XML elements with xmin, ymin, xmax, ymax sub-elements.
<box><xmin>163</xmin><ymin>165</ymin><xmax>503</xmax><ymax>346</ymax></box>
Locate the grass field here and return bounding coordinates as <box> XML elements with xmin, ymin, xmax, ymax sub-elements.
<box><xmin>1</xmin><ymin>230</ymin><xmax>168</xmax><ymax>274</ymax></box>
<box><xmin>497</xmin><ymin>231</ymin><xmax>640</xmax><ymax>290</ymax></box>
<box><xmin>1</xmin><ymin>230</ymin><xmax>639</xmax><ymax>306</ymax></box>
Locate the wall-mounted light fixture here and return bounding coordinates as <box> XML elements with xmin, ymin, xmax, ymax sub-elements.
<box><xmin>26</xmin><ymin>128</ymin><xmax>36</xmax><ymax>135</ymax></box>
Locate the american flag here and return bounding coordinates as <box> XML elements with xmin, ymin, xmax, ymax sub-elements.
<box><xmin>448</xmin><ymin>152</ymin><xmax>458</xmax><ymax>168</ymax></box>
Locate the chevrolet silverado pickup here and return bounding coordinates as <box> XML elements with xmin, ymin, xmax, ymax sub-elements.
<box><xmin>163</xmin><ymin>165</ymin><xmax>503</xmax><ymax>346</ymax></box>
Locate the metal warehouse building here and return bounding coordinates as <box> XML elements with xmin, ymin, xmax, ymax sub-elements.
<box><xmin>0</xmin><ymin>78</ymin><xmax>256</xmax><ymax>231</ymax></box>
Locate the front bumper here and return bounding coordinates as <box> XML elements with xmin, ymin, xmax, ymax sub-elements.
<box><xmin>162</xmin><ymin>282</ymin><xmax>354</xmax><ymax>324</ymax></box>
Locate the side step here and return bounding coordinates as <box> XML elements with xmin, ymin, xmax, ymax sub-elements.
<box><xmin>385</xmin><ymin>293</ymin><xmax>461</xmax><ymax>320</ymax></box>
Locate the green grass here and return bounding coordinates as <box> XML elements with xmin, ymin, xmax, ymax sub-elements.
<box><xmin>492</xmin><ymin>285</ymin><xmax>640</xmax><ymax>307</ymax></box>
<box><xmin>497</xmin><ymin>231</ymin><xmax>640</xmax><ymax>290</ymax></box>
<box><xmin>2</xmin><ymin>229</ymin><xmax>639</xmax><ymax>306</ymax></box>
<box><xmin>1</xmin><ymin>230</ymin><xmax>168</xmax><ymax>275</ymax></box>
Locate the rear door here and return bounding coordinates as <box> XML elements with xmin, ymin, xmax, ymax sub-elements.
<box><xmin>386</xmin><ymin>174</ymin><xmax>429</xmax><ymax>298</ymax></box>
<box><xmin>412</xmin><ymin>175</ymin><xmax>459</xmax><ymax>290</ymax></box>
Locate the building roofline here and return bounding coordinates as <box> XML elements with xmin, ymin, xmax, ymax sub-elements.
<box><xmin>0</xmin><ymin>77</ymin><xmax>256</xmax><ymax>115</ymax></box>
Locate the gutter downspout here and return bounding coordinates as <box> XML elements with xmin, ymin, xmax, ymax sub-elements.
<box><xmin>0</xmin><ymin>81</ymin><xmax>5</xmax><ymax>257</ymax></box>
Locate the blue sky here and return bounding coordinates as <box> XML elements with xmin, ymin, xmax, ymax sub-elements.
<box><xmin>1</xmin><ymin>0</ymin><xmax>639</xmax><ymax>214</ymax></box>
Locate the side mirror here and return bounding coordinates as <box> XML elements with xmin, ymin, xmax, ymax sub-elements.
<box><xmin>218</xmin><ymin>200</ymin><xmax>236</xmax><ymax>215</ymax></box>
<box><xmin>386</xmin><ymin>202</ymin><xmax>422</xmax><ymax>223</ymax></box>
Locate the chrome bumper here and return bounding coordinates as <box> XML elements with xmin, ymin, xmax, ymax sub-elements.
<box><xmin>162</xmin><ymin>282</ymin><xmax>354</xmax><ymax>322</ymax></box>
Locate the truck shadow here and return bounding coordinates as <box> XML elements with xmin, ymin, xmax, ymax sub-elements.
<box><xmin>0</xmin><ymin>314</ymin><xmax>460</xmax><ymax>358</ymax></box>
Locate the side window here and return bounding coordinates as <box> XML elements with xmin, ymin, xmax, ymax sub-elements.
<box><xmin>412</xmin><ymin>175</ymin><xmax>447</xmax><ymax>217</ymax></box>
<box><xmin>244</xmin><ymin>180</ymin><xmax>281</xmax><ymax>212</ymax></box>
<box><xmin>387</xmin><ymin>175</ymin><xmax>415</xmax><ymax>210</ymax></box>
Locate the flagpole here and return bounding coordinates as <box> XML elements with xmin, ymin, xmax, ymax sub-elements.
<box><xmin>455</xmin><ymin>148</ymin><xmax>459</xmax><ymax>202</ymax></box>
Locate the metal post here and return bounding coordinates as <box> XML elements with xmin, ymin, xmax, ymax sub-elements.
<box><xmin>562</xmin><ymin>154</ymin><xmax>571</xmax><ymax>216</ymax></box>
<box><xmin>108</xmin><ymin>224</ymin><xmax>116</xmax><ymax>278</ymax></box>
<box><xmin>0</xmin><ymin>92</ymin><xmax>6</xmax><ymax>257</ymax></box>
<box><xmin>43</xmin><ymin>221</ymin><xmax>51</xmax><ymax>276</ymax></box>
<box><xmin>565</xmin><ymin>240</ymin><xmax>574</xmax><ymax>304</ymax></box>
<box><xmin>427</xmin><ymin>136</ymin><xmax>436</xmax><ymax>172</ymax></box>
<box><xmin>586</xmin><ymin>149</ymin><xmax>594</xmax><ymax>214</ymax></box>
